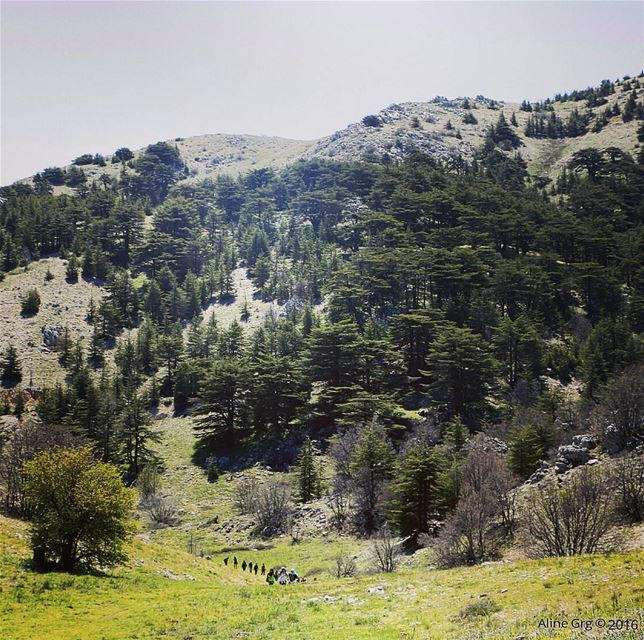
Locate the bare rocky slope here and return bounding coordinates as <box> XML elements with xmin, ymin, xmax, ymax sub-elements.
<box><xmin>19</xmin><ymin>76</ymin><xmax>643</xmax><ymax>192</ymax></box>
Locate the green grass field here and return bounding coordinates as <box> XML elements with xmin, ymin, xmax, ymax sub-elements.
<box><xmin>2</xmin><ymin>328</ymin><xmax>642</xmax><ymax>639</ymax></box>
<box><xmin>2</xmin><ymin>514</ymin><xmax>643</xmax><ymax>639</ymax></box>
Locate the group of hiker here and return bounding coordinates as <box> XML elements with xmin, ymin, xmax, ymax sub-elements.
<box><xmin>223</xmin><ymin>556</ymin><xmax>301</xmax><ymax>585</ymax></box>
<box><xmin>223</xmin><ymin>556</ymin><xmax>264</xmax><ymax>575</ymax></box>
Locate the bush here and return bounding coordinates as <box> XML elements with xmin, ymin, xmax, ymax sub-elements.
<box><xmin>334</xmin><ymin>553</ymin><xmax>357</xmax><ymax>578</ymax></box>
<box><xmin>23</xmin><ymin>446</ymin><xmax>135</xmax><ymax>571</ymax></box>
<box><xmin>136</xmin><ymin>463</ymin><xmax>162</xmax><ymax>499</ymax></box>
<box><xmin>612</xmin><ymin>453</ymin><xmax>644</xmax><ymax>523</ymax></box>
<box><xmin>234</xmin><ymin>477</ymin><xmax>259</xmax><ymax>514</ymax></box>
<box><xmin>21</xmin><ymin>288</ymin><xmax>41</xmax><ymax>315</ymax></box>
<box><xmin>141</xmin><ymin>492</ymin><xmax>179</xmax><ymax>525</ymax></box>
<box><xmin>252</xmin><ymin>479</ymin><xmax>291</xmax><ymax>537</ymax></box>
<box><xmin>362</xmin><ymin>115</ymin><xmax>382</xmax><ymax>128</ymax></box>
<box><xmin>372</xmin><ymin>527</ymin><xmax>400</xmax><ymax>573</ymax></box>
<box><xmin>523</xmin><ymin>466</ymin><xmax>614</xmax><ymax>557</ymax></box>
<box><xmin>459</xmin><ymin>598</ymin><xmax>500</xmax><ymax>619</ymax></box>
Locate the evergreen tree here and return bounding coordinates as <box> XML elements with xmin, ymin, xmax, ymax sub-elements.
<box><xmin>194</xmin><ymin>359</ymin><xmax>249</xmax><ymax>449</ymax></box>
<box><xmin>295</xmin><ymin>437</ymin><xmax>324</xmax><ymax>503</ymax></box>
<box><xmin>350</xmin><ymin>420</ymin><xmax>396</xmax><ymax>533</ymax></box>
<box><xmin>1</xmin><ymin>344</ymin><xmax>22</xmax><ymax>384</ymax></box>
<box><xmin>65</xmin><ymin>254</ymin><xmax>79</xmax><ymax>282</ymax></box>
<box><xmin>388</xmin><ymin>441</ymin><xmax>443</xmax><ymax>538</ymax></box>
<box><xmin>426</xmin><ymin>325</ymin><xmax>496</xmax><ymax>426</ymax></box>
<box><xmin>118</xmin><ymin>387</ymin><xmax>157</xmax><ymax>482</ymax></box>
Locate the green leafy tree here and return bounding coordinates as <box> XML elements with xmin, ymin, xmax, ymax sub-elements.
<box><xmin>23</xmin><ymin>446</ymin><xmax>136</xmax><ymax>571</ymax></box>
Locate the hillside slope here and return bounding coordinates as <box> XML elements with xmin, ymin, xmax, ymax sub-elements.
<box><xmin>18</xmin><ymin>76</ymin><xmax>643</xmax><ymax>191</ymax></box>
<box><xmin>304</xmin><ymin>78</ymin><xmax>642</xmax><ymax>178</ymax></box>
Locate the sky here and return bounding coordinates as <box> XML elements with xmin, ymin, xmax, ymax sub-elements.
<box><xmin>1</xmin><ymin>1</ymin><xmax>643</xmax><ymax>185</ymax></box>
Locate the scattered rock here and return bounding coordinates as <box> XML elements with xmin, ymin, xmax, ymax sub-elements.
<box><xmin>528</xmin><ymin>460</ymin><xmax>550</xmax><ymax>484</ymax></box>
<box><xmin>367</xmin><ymin>585</ymin><xmax>386</xmax><ymax>595</ymax></box>
<box><xmin>41</xmin><ymin>324</ymin><xmax>63</xmax><ymax>348</ymax></box>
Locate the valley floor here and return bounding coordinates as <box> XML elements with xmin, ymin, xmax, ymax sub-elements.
<box><xmin>1</xmin><ymin>410</ymin><xmax>643</xmax><ymax>640</ymax></box>
<box><xmin>1</xmin><ymin>514</ymin><xmax>642</xmax><ymax>640</ymax></box>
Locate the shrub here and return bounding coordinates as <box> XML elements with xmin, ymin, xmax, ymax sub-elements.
<box><xmin>434</xmin><ymin>446</ymin><xmax>518</xmax><ymax>567</ymax></box>
<box><xmin>23</xmin><ymin>446</ymin><xmax>135</xmax><ymax>571</ymax></box>
<box><xmin>362</xmin><ymin>115</ymin><xmax>382</xmax><ymax>128</ymax></box>
<box><xmin>612</xmin><ymin>454</ymin><xmax>644</xmax><ymax>523</ymax></box>
<box><xmin>372</xmin><ymin>527</ymin><xmax>400</xmax><ymax>573</ymax></box>
<box><xmin>141</xmin><ymin>492</ymin><xmax>179</xmax><ymax>525</ymax></box>
<box><xmin>21</xmin><ymin>288</ymin><xmax>41</xmax><ymax>315</ymax></box>
<box><xmin>136</xmin><ymin>463</ymin><xmax>162</xmax><ymax>499</ymax></box>
<box><xmin>459</xmin><ymin>598</ymin><xmax>500</xmax><ymax>619</ymax></box>
<box><xmin>252</xmin><ymin>479</ymin><xmax>292</xmax><ymax>537</ymax></box>
<box><xmin>234</xmin><ymin>477</ymin><xmax>259</xmax><ymax>515</ymax></box>
<box><xmin>334</xmin><ymin>553</ymin><xmax>357</xmax><ymax>578</ymax></box>
<box><xmin>523</xmin><ymin>466</ymin><xmax>614</xmax><ymax>556</ymax></box>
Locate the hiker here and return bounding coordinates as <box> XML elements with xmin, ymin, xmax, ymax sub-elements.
<box><xmin>233</xmin><ymin>556</ymin><xmax>238</xmax><ymax>569</ymax></box>
<box><xmin>249</xmin><ymin>562</ymin><xmax>254</xmax><ymax>573</ymax></box>
<box><xmin>254</xmin><ymin>563</ymin><xmax>258</xmax><ymax>575</ymax></box>
<box><xmin>261</xmin><ymin>563</ymin><xmax>266</xmax><ymax>576</ymax></box>
<box><xmin>242</xmin><ymin>560</ymin><xmax>247</xmax><ymax>572</ymax></box>
<box><xmin>289</xmin><ymin>569</ymin><xmax>299</xmax><ymax>583</ymax></box>
<box><xmin>224</xmin><ymin>557</ymin><xmax>229</xmax><ymax>567</ymax></box>
<box><xmin>266</xmin><ymin>569</ymin><xmax>276</xmax><ymax>585</ymax></box>
<box><xmin>278</xmin><ymin>568</ymin><xmax>289</xmax><ymax>585</ymax></box>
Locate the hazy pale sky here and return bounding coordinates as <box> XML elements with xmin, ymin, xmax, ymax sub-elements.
<box><xmin>1</xmin><ymin>1</ymin><xmax>643</xmax><ymax>184</ymax></box>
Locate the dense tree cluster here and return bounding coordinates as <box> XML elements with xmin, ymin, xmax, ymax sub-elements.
<box><xmin>0</xmin><ymin>89</ymin><xmax>642</xmax><ymax>559</ymax></box>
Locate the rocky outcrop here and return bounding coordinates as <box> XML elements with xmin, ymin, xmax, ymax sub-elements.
<box><xmin>528</xmin><ymin>434</ymin><xmax>600</xmax><ymax>483</ymax></box>
<box><xmin>41</xmin><ymin>324</ymin><xmax>63</xmax><ymax>348</ymax></box>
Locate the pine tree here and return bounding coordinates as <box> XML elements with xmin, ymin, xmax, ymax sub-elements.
<box><xmin>173</xmin><ymin>361</ymin><xmax>192</xmax><ymax>412</ymax></box>
<box><xmin>65</xmin><ymin>254</ymin><xmax>79</xmax><ymax>282</ymax></box>
<box><xmin>21</xmin><ymin>289</ymin><xmax>41</xmax><ymax>315</ymax></box>
<box><xmin>194</xmin><ymin>359</ymin><xmax>249</xmax><ymax>449</ymax></box>
<box><xmin>1</xmin><ymin>344</ymin><xmax>22</xmax><ymax>384</ymax></box>
<box><xmin>388</xmin><ymin>441</ymin><xmax>443</xmax><ymax>538</ymax></box>
<box><xmin>89</xmin><ymin>326</ymin><xmax>105</xmax><ymax>366</ymax></box>
<box><xmin>295</xmin><ymin>437</ymin><xmax>324</xmax><ymax>503</ymax></box>
<box><xmin>118</xmin><ymin>386</ymin><xmax>158</xmax><ymax>482</ymax></box>
<box><xmin>508</xmin><ymin>424</ymin><xmax>546</xmax><ymax>478</ymax></box>
<box><xmin>350</xmin><ymin>420</ymin><xmax>396</xmax><ymax>532</ymax></box>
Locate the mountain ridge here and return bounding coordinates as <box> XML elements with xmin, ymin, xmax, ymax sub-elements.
<box><xmin>14</xmin><ymin>75</ymin><xmax>643</xmax><ymax>192</ymax></box>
